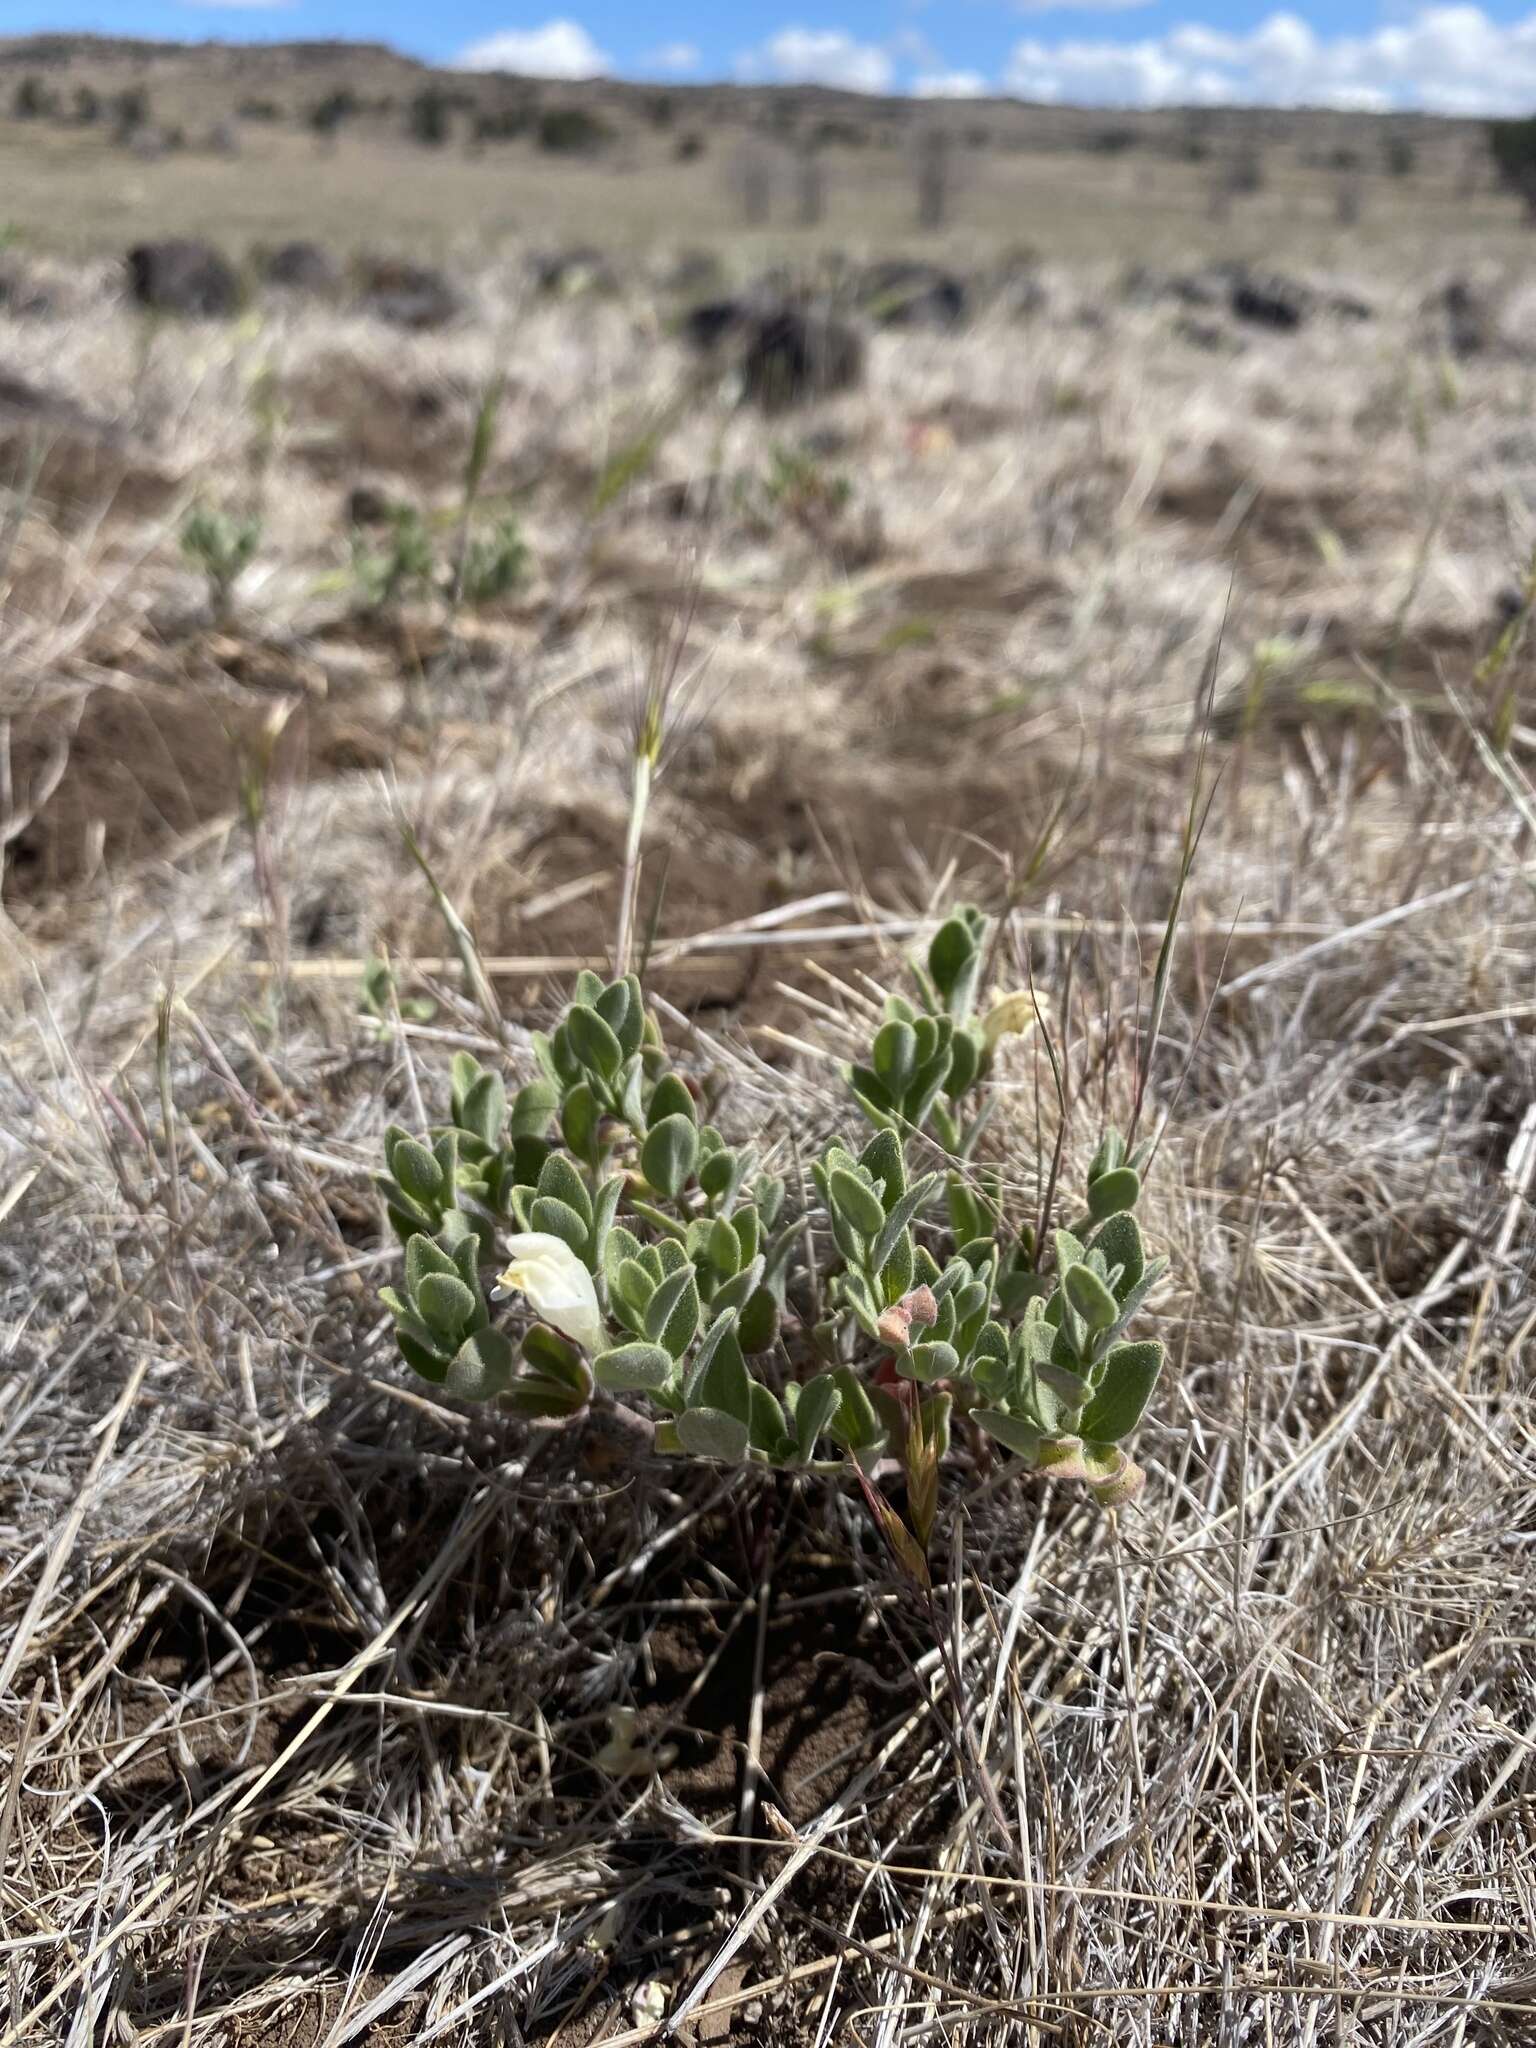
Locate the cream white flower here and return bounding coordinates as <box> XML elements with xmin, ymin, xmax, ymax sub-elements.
<box><xmin>496</xmin><ymin>1233</ymin><xmax>606</xmax><ymax>1353</ymax></box>
<box><xmin>981</xmin><ymin>990</ymin><xmax>1038</xmax><ymax>1053</ymax></box>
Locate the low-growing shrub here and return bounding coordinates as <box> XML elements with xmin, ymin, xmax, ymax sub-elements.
<box><xmin>375</xmin><ymin>908</ymin><xmax>1167</xmax><ymax>1583</ymax></box>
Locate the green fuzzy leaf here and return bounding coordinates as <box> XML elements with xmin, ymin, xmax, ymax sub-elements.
<box><xmin>449</xmin><ymin>1052</ymin><xmax>480</xmax><ymax>1116</ymax></box>
<box><xmin>648</xmin><ymin>1071</ymin><xmax>696</xmax><ymax>1125</ymax></box>
<box><xmin>945</xmin><ymin>1028</ymin><xmax>982</xmax><ymax>1100</ymax></box>
<box><xmin>529</xmin><ymin>1195</ymin><xmax>589</xmax><ymax>1256</ymax></box>
<box><xmin>1064</xmin><ymin>1262</ymin><xmax>1119</xmax><ymax>1332</ymax></box>
<box><xmin>614</xmin><ymin>1257</ymin><xmax>655</xmax><ymax>1313</ymax></box>
<box><xmin>397</xmin><ymin>1331</ymin><xmax>450</xmax><ymax>1383</ymax></box>
<box><xmin>594</xmin><ymin>976</ymin><xmax>633</xmax><ymax>1048</ymax></box>
<box><xmin>520</xmin><ymin>1324</ymin><xmax>583</xmax><ymax>1389</ymax></box>
<box><xmin>872</xmin><ymin>1020</ymin><xmax>917</xmax><ymax>1097</ymax></box>
<box><xmin>560</xmin><ymin>1081</ymin><xmax>601</xmax><ymax>1166</ymax></box>
<box><xmin>415</xmin><ymin>1271</ymin><xmax>477</xmax><ymax>1341</ymax></box>
<box><xmin>927</xmin><ymin>914</ymin><xmax>973</xmax><ymax>996</ymax></box>
<box><xmin>1088</xmin><ymin>1128</ymin><xmax>1126</xmax><ymax>1184</ymax></box>
<box><xmin>705</xmin><ymin>1214</ymin><xmax>741</xmax><ymax>1277</ymax></box>
<box><xmin>792</xmin><ymin>1373</ymin><xmax>842</xmax><ymax>1461</ymax></box>
<box><xmin>976</xmin><ymin>1409</ymin><xmax>1043</xmax><ymax>1459</ymax></box>
<box><xmin>459</xmin><ymin>1070</ymin><xmax>506</xmax><ymax>1149</ymax></box>
<box><xmin>645</xmin><ymin>1266</ymin><xmax>701</xmax><ymax>1360</ymax></box>
<box><xmin>642</xmin><ymin>1113</ymin><xmax>699</xmax><ymax>1199</ymax></box>
<box><xmin>859</xmin><ymin>1127</ymin><xmax>906</xmax><ymax>1206</ymax></box>
<box><xmin>405</xmin><ymin>1233</ymin><xmax>456</xmax><ymax>1301</ymax></box>
<box><xmin>689</xmin><ymin>1312</ymin><xmax>751</xmax><ymax>1422</ymax></box>
<box><xmin>870</xmin><ymin>1172</ymin><xmax>938</xmax><ymax>1279</ymax></box>
<box><xmin>901</xmin><ymin>1340</ymin><xmax>958</xmax><ymax>1384</ymax></box>
<box><xmin>829</xmin><ymin>1363</ymin><xmax>884</xmax><ymax>1450</ymax></box>
<box><xmin>1079</xmin><ymin>1340</ymin><xmax>1165</xmax><ymax>1445</ymax></box>
<box><xmin>698</xmin><ymin>1148</ymin><xmax>739</xmax><ymax>1204</ymax></box>
<box><xmin>880</xmin><ymin>1229</ymin><xmax>915</xmax><ymax>1303</ymax></box>
<box><xmin>755</xmin><ymin>1174</ymin><xmax>785</xmax><ymax>1229</ymax></box>
<box><xmin>829</xmin><ymin>1165</ymin><xmax>885</xmax><ymax>1238</ymax></box>
<box><xmin>1091</xmin><ymin>1210</ymin><xmax>1144</xmax><ymax>1298</ymax></box>
<box><xmin>737</xmin><ymin>1284</ymin><xmax>778</xmax><ymax>1354</ymax></box>
<box><xmin>391</xmin><ymin>1136</ymin><xmax>443</xmax><ymax>1205</ymax></box>
<box><xmin>503</xmin><ymin>1376</ymin><xmax>588</xmax><ymax>1419</ymax></box>
<box><xmin>1088</xmin><ymin>1167</ymin><xmax>1141</xmax><ymax>1222</ymax></box>
<box><xmin>675</xmin><ymin>1407</ymin><xmax>751</xmax><ymax>1463</ymax></box>
<box><xmin>589</xmin><ymin>1174</ymin><xmax>624</xmax><ymax>1272</ymax></box>
<box><xmin>566</xmin><ymin>1003</ymin><xmax>623</xmax><ymax>1081</ymax></box>
<box><xmin>538</xmin><ymin>1153</ymin><xmax>593</xmax><ymax>1229</ymax></box>
<box><xmin>732</xmin><ymin>1206</ymin><xmax>760</xmax><ymax>1268</ymax></box>
<box><xmin>444</xmin><ymin>1326</ymin><xmax>515</xmax><ymax>1400</ymax></box>
<box><xmin>1053</xmin><ymin>1227</ymin><xmax>1086</xmax><ymax>1275</ymax></box>
<box><xmin>1030</xmin><ymin>1360</ymin><xmax>1091</xmax><ymax>1434</ymax></box>
<box><xmin>511</xmin><ymin>1078</ymin><xmax>559</xmax><ymax>1139</ymax></box>
<box><xmin>594</xmin><ymin>1341</ymin><xmax>674</xmax><ymax>1392</ymax></box>
<box><xmin>747</xmin><ymin>1379</ymin><xmax>787</xmax><ymax>1454</ymax></box>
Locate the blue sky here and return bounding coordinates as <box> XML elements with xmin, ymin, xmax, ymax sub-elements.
<box><xmin>13</xmin><ymin>1</ymin><xmax>1536</xmax><ymax>111</ymax></box>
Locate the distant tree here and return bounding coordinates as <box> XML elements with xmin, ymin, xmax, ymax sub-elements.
<box><xmin>237</xmin><ymin>96</ymin><xmax>284</xmax><ymax>123</ymax></box>
<box><xmin>110</xmin><ymin>86</ymin><xmax>149</xmax><ymax>146</ymax></box>
<box><xmin>535</xmin><ymin>105</ymin><xmax>611</xmax><ymax>154</ymax></box>
<box><xmin>733</xmin><ymin>143</ymin><xmax>773</xmax><ymax>225</ymax></box>
<box><xmin>73</xmin><ymin>84</ymin><xmax>100</xmax><ymax>125</ymax></box>
<box><xmin>1228</xmin><ymin>141</ymin><xmax>1265</xmax><ymax>194</ymax></box>
<box><xmin>1383</xmin><ymin>133</ymin><xmax>1416</xmax><ymax>177</ymax></box>
<box><xmin>408</xmin><ymin>86</ymin><xmax>452</xmax><ymax>148</ymax></box>
<box><xmin>646</xmin><ymin>92</ymin><xmax>674</xmax><ymax>130</ymax></box>
<box><xmin>309</xmin><ymin>87</ymin><xmax>355</xmax><ymax>149</ymax></box>
<box><xmin>915</xmin><ymin>127</ymin><xmax>953</xmax><ymax>230</ymax></box>
<box><xmin>12</xmin><ymin>76</ymin><xmax>51</xmax><ymax>121</ymax></box>
<box><xmin>1488</xmin><ymin>118</ymin><xmax>1536</xmax><ymax>219</ymax></box>
<box><xmin>795</xmin><ymin>143</ymin><xmax>825</xmax><ymax>226</ymax></box>
<box><xmin>674</xmin><ymin>130</ymin><xmax>705</xmax><ymax>162</ymax></box>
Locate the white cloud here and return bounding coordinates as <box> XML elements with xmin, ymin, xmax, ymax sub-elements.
<box><xmin>645</xmin><ymin>40</ymin><xmax>702</xmax><ymax>73</ymax></box>
<box><xmin>1003</xmin><ymin>5</ymin><xmax>1536</xmax><ymax>111</ymax></box>
<box><xmin>913</xmin><ymin>70</ymin><xmax>990</xmax><ymax>97</ymax></box>
<box><xmin>737</xmin><ymin>27</ymin><xmax>896</xmax><ymax>93</ymax></box>
<box><xmin>456</xmin><ymin>19</ymin><xmax>611</xmax><ymax>77</ymax></box>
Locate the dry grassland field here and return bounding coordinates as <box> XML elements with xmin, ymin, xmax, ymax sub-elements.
<box><xmin>2</xmin><ymin>35</ymin><xmax>1536</xmax><ymax>2048</ymax></box>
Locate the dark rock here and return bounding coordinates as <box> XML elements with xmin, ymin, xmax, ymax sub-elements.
<box><xmin>682</xmin><ymin>299</ymin><xmax>753</xmax><ymax>351</ymax></box>
<box><xmin>266</xmin><ymin>241</ymin><xmax>339</xmax><ymax>296</ymax></box>
<box><xmin>126</xmin><ymin>239</ymin><xmax>241</xmax><ymax>319</ymax></box>
<box><xmin>857</xmin><ymin>260</ymin><xmax>967</xmax><ymax>329</ymax></box>
<box><xmin>1230</xmin><ymin>271</ymin><xmax>1308</xmax><ymax>331</ymax></box>
<box><xmin>357</xmin><ymin>258</ymin><xmax>463</xmax><ymax>332</ymax></box>
<box><xmin>740</xmin><ymin>308</ymin><xmax>865</xmax><ymax>411</ymax></box>
<box><xmin>1435</xmin><ymin>278</ymin><xmax>1493</xmax><ymax>359</ymax></box>
<box><xmin>345</xmin><ymin>482</ymin><xmax>394</xmax><ymax>526</ymax></box>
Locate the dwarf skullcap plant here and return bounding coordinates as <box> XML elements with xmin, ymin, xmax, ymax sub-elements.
<box><xmin>376</xmin><ymin>914</ymin><xmax>1167</xmax><ymax>1551</ymax></box>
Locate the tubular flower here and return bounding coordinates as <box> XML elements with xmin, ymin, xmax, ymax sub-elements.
<box><xmin>496</xmin><ymin>1233</ymin><xmax>606</xmax><ymax>1353</ymax></box>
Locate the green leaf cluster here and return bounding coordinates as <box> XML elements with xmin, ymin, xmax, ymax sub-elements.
<box><xmin>374</xmin><ymin>917</ymin><xmax>1169</xmax><ymax>1511</ymax></box>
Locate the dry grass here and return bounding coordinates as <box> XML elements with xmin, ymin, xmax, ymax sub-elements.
<box><xmin>2</xmin><ymin>221</ymin><xmax>1535</xmax><ymax>2046</ymax></box>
